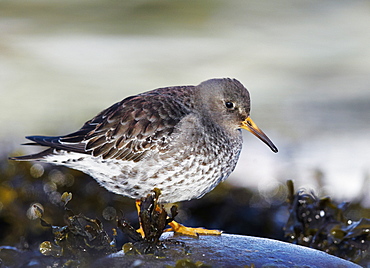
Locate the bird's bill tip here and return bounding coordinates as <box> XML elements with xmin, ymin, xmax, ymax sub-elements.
<box><xmin>241</xmin><ymin>116</ymin><xmax>278</xmax><ymax>153</ymax></box>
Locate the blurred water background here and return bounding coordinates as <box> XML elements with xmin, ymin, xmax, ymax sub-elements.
<box><xmin>0</xmin><ymin>0</ymin><xmax>369</xmax><ymax>207</ymax></box>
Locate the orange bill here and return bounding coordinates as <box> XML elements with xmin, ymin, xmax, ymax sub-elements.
<box><xmin>241</xmin><ymin>116</ymin><xmax>278</xmax><ymax>153</ymax></box>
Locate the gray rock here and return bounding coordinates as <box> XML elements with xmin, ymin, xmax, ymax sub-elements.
<box><xmin>95</xmin><ymin>232</ymin><xmax>361</xmax><ymax>268</ymax></box>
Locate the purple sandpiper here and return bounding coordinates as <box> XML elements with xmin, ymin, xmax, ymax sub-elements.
<box><xmin>11</xmin><ymin>78</ymin><xmax>277</xmax><ymax>235</ymax></box>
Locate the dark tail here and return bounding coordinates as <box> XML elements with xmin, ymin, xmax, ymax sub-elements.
<box><xmin>9</xmin><ymin>135</ymin><xmax>85</xmax><ymax>161</ymax></box>
<box><xmin>9</xmin><ymin>148</ymin><xmax>55</xmax><ymax>161</ymax></box>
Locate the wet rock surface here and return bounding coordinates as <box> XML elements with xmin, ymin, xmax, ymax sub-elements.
<box><xmin>95</xmin><ymin>232</ymin><xmax>361</xmax><ymax>268</ymax></box>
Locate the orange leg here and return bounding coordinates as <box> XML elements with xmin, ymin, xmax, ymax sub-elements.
<box><xmin>135</xmin><ymin>200</ymin><xmax>145</xmax><ymax>237</ymax></box>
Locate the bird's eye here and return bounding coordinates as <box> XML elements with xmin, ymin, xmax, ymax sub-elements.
<box><xmin>225</xmin><ymin>101</ymin><xmax>235</xmax><ymax>109</ymax></box>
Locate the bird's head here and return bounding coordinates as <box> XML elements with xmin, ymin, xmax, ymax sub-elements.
<box><xmin>196</xmin><ymin>78</ymin><xmax>278</xmax><ymax>153</ymax></box>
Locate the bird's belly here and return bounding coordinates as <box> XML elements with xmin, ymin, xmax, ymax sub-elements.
<box><xmin>44</xmin><ymin>148</ymin><xmax>238</xmax><ymax>203</ymax></box>
<box><xmin>101</xmin><ymin>151</ymin><xmax>227</xmax><ymax>203</ymax></box>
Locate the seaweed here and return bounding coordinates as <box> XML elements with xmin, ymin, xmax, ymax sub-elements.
<box><xmin>284</xmin><ymin>180</ymin><xmax>369</xmax><ymax>264</ymax></box>
<box><xmin>35</xmin><ymin>192</ymin><xmax>116</xmax><ymax>266</ymax></box>
<box><xmin>117</xmin><ymin>188</ymin><xmax>189</xmax><ymax>256</ymax></box>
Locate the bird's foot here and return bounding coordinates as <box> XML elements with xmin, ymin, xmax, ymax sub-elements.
<box><xmin>136</xmin><ymin>226</ymin><xmax>145</xmax><ymax>238</ymax></box>
<box><xmin>166</xmin><ymin>220</ymin><xmax>222</xmax><ymax>237</ymax></box>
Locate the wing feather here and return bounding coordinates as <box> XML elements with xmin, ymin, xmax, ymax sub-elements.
<box><xmin>12</xmin><ymin>85</ymin><xmax>195</xmax><ymax>162</ymax></box>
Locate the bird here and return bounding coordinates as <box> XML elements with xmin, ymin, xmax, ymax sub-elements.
<box><xmin>11</xmin><ymin>78</ymin><xmax>278</xmax><ymax>235</ymax></box>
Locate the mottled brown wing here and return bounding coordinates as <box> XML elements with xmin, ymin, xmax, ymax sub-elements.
<box><xmin>59</xmin><ymin>90</ymin><xmax>191</xmax><ymax>162</ymax></box>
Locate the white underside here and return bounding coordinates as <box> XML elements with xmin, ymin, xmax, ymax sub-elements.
<box><xmin>43</xmin><ymin>148</ymin><xmax>227</xmax><ymax>203</ymax></box>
